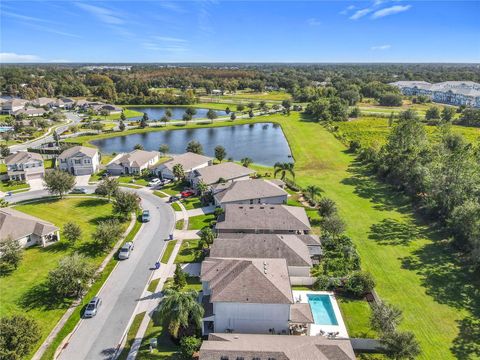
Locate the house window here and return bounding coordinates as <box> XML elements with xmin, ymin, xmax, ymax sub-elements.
<box><xmin>236</xmin><ymin>357</ymin><xmax>244</xmax><ymax>360</ymax></box>
<box><xmin>61</xmin><ymin>159</ymin><xmax>66</xmax><ymax>163</ymax></box>
<box><xmin>220</xmin><ymin>357</ymin><xmax>229</xmax><ymax>360</ymax></box>
<box><xmin>84</xmin><ymin>159</ymin><xmax>91</xmax><ymax>164</ymax></box>
<box><xmin>74</xmin><ymin>159</ymin><xmax>81</xmax><ymax>165</ymax></box>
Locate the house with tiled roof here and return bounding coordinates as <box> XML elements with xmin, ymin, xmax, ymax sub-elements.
<box><xmin>58</xmin><ymin>146</ymin><xmax>99</xmax><ymax>175</ymax></box>
<box><xmin>4</xmin><ymin>151</ymin><xmax>44</xmax><ymax>181</ymax></box>
<box><xmin>192</xmin><ymin>162</ymin><xmax>255</xmax><ymax>187</ymax></box>
<box><xmin>156</xmin><ymin>152</ymin><xmax>213</xmax><ymax>180</ymax></box>
<box><xmin>106</xmin><ymin>150</ymin><xmax>159</xmax><ymax>175</ymax></box>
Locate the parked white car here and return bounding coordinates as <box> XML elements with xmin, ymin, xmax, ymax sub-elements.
<box><xmin>118</xmin><ymin>242</ymin><xmax>134</xmax><ymax>260</ymax></box>
<box><xmin>148</xmin><ymin>178</ymin><xmax>161</xmax><ymax>187</ymax></box>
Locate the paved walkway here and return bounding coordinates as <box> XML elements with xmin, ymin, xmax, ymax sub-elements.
<box><xmin>173</xmin><ymin>229</ymin><xmax>200</xmax><ymax>240</ymax></box>
<box><xmin>125</xmin><ymin>190</ymin><xmax>191</xmax><ymax>360</ymax></box>
<box><xmin>186</xmin><ymin>205</ymin><xmax>215</xmax><ymax>217</ymax></box>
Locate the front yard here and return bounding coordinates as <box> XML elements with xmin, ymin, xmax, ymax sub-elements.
<box><xmin>174</xmin><ymin>239</ymin><xmax>204</xmax><ymax>263</ymax></box>
<box><xmin>187</xmin><ymin>214</ymin><xmax>215</xmax><ymax>230</ymax></box>
<box><xmin>0</xmin><ymin>197</ymin><xmax>127</xmax><ymax>357</ymax></box>
<box><xmin>0</xmin><ymin>180</ymin><xmax>29</xmax><ymax>192</ymax></box>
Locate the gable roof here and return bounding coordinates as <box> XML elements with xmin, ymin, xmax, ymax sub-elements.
<box><xmin>290</xmin><ymin>303</ymin><xmax>314</xmax><ymax>324</ymax></box>
<box><xmin>216</xmin><ymin>204</ymin><xmax>311</xmax><ymax>232</ymax></box>
<box><xmin>201</xmin><ymin>257</ymin><xmax>293</xmax><ymax>304</ymax></box>
<box><xmin>58</xmin><ymin>146</ymin><xmax>98</xmax><ymax>159</ymax></box>
<box><xmin>0</xmin><ymin>208</ymin><xmax>58</xmax><ymax>242</ymax></box>
<box><xmin>5</xmin><ymin>151</ymin><xmax>43</xmax><ymax>165</ymax></box>
<box><xmin>107</xmin><ymin>150</ymin><xmax>159</xmax><ymax>168</ymax></box>
<box><xmin>161</xmin><ymin>152</ymin><xmax>213</xmax><ymax>172</ymax></box>
<box><xmin>210</xmin><ymin>234</ymin><xmax>312</xmax><ymax>267</ymax></box>
<box><xmin>212</xmin><ymin>179</ymin><xmax>287</xmax><ymax>203</ymax></box>
<box><xmin>195</xmin><ymin>162</ymin><xmax>255</xmax><ymax>185</ymax></box>
<box><xmin>200</xmin><ymin>333</ymin><xmax>356</xmax><ymax>360</ymax></box>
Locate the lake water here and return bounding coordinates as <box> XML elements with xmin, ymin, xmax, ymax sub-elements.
<box><xmin>128</xmin><ymin>107</ymin><xmax>227</xmax><ymax>121</ymax></box>
<box><xmin>91</xmin><ymin>123</ymin><xmax>292</xmax><ymax>166</ymax></box>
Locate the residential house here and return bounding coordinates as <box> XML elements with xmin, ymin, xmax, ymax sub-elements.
<box><xmin>4</xmin><ymin>151</ymin><xmax>45</xmax><ymax>181</ymax></box>
<box><xmin>209</xmin><ymin>234</ymin><xmax>315</xmax><ymax>277</ymax></box>
<box><xmin>56</xmin><ymin>98</ymin><xmax>75</xmax><ymax>109</ymax></box>
<box><xmin>216</xmin><ymin>204</ymin><xmax>312</xmax><ymax>235</ymax></box>
<box><xmin>201</xmin><ymin>257</ymin><xmax>313</xmax><ymax>335</ymax></box>
<box><xmin>58</xmin><ymin>146</ymin><xmax>99</xmax><ymax>175</ymax></box>
<box><xmin>156</xmin><ymin>152</ymin><xmax>213</xmax><ymax>180</ymax></box>
<box><xmin>13</xmin><ymin>107</ymin><xmax>47</xmax><ymax>117</ymax></box>
<box><xmin>199</xmin><ymin>333</ymin><xmax>356</xmax><ymax>360</ymax></box>
<box><xmin>32</xmin><ymin>97</ymin><xmax>57</xmax><ymax>108</ymax></box>
<box><xmin>212</xmin><ymin>179</ymin><xmax>287</xmax><ymax>209</ymax></box>
<box><xmin>0</xmin><ymin>208</ymin><xmax>60</xmax><ymax>248</ymax></box>
<box><xmin>106</xmin><ymin>150</ymin><xmax>160</xmax><ymax>175</ymax></box>
<box><xmin>390</xmin><ymin>80</ymin><xmax>480</xmax><ymax>107</ymax></box>
<box><xmin>1</xmin><ymin>99</ymin><xmax>29</xmax><ymax>114</ymax></box>
<box><xmin>92</xmin><ymin>104</ymin><xmax>122</xmax><ymax>115</ymax></box>
<box><xmin>192</xmin><ymin>162</ymin><xmax>255</xmax><ymax>187</ymax></box>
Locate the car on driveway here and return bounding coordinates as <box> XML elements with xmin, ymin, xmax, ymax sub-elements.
<box><xmin>142</xmin><ymin>210</ymin><xmax>150</xmax><ymax>222</ymax></box>
<box><xmin>70</xmin><ymin>188</ymin><xmax>87</xmax><ymax>194</ymax></box>
<box><xmin>84</xmin><ymin>297</ymin><xmax>102</xmax><ymax>318</ymax></box>
<box><xmin>161</xmin><ymin>179</ymin><xmax>171</xmax><ymax>185</ymax></box>
<box><xmin>148</xmin><ymin>178</ymin><xmax>162</xmax><ymax>187</ymax></box>
<box><xmin>181</xmin><ymin>190</ymin><xmax>195</xmax><ymax>198</ymax></box>
<box><xmin>118</xmin><ymin>241</ymin><xmax>134</xmax><ymax>260</ymax></box>
<box><xmin>169</xmin><ymin>196</ymin><xmax>180</xmax><ymax>203</ymax></box>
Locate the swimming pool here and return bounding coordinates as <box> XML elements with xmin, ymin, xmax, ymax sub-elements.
<box><xmin>307</xmin><ymin>294</ymin><xmax>339</xmax><ymax>325</ymax></box>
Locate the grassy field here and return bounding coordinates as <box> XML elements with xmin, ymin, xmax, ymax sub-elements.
<box><xmin>357</xmin><ymin>99</ymin><xmax>459</xmax><ymax>117</ymax></box>
<box><xmin>102</xmin><ymin>108</ymin><xmax>143</xmax><ymax>120</ymax></box>
<box><xmin>0</xmin><ymin>197</ymin><xmax>126</xmax><ymax>357</ymax></box>
<box><xmin>269</xmin><ymin>112</ymin><xmax>477</xmax><ymax>359</ymax></box>
<box><xmin>187</xmin><ymin>214</ymin><xmax>215</xmax><ymax>230</ymax></box>
<box><xmin>174</xmin><ymin>239</ymin><xmax>203</xmax><ymax>264</ymax></box>
<box><xmin>335</xmin><ymin>117</ymin><xmax>479</xmax><ymax>148</ymax></box>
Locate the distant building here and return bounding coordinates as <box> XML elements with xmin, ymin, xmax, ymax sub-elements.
<box><xmin>106</xmin><ymin>150</ymin><xmax>160</xmax><ymax>175</ymax></box>
<box><xmin>199</xmin><ymin>333</ymin><xmax>355</xmax><ymax>360</ymax></box>
<box><xmin>390</xmin><ymin>81</ymin><xmax>480</xmax><ymax>107</ymax></box>
<box><xmin>0</xmin><ymin>208</ymin><xmax>60</xmax><ymax>248</ymax></box>
<box><xmin>1</xmin><ymin>99</ymin><xmax>29</xmax><ymax>114</ymax></box>
<box><xmin>4</xmin><ymin>151</ymin><xmax>45</xmax><ymax>181</ymax></box>
<box><xmin>58</xmin><ymin>146</ymin><xmax>99</xmax><ymax>175</ymax></box>
<box><xmin>13</xmin><ymin>107</ymin><xmax>47</xmax><ymax>117</ymax></box>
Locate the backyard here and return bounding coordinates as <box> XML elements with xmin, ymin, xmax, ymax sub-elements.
<box><xmin>0</xmin><ymin>197</ymin><xmax>127</xmax><ymax>357</ymax></box>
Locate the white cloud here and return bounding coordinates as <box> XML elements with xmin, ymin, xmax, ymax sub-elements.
<box><xmin>153</xmin><ymin>36</ymin><xmax>187</xmax><ymax>43</ymax></box>
<box><xmin>75</xmin><ymin>3</ymin><xmax>124</xmax><ymax>25</ymax></box>
<box><xmin>0</xmin><ymin>52</ymin><xmax>41</xmax><ymax>63</ymax></box>
<box><xmin>371</xmin><ymin>44</ymin><xmax>392</xmax><ymax>50</ymax></box>
<box><xmin>372</xmin><ymin>5</ymin><xmax>411</xmax><ymax>19</ymax></box>
<box><xmin>143</xmin><ymin>36</ymin><xmax>189</xmax><ymax>52</ymax></box>
<box><xmin>307</xmin><ymin>18</ymin><xmax>321</xmax><ymax>26</ymax></box>
<box><xmin>350</xmin><ymin>8</ymin><xmax>372</xmax><ymax>20</ymax></box>
<box><xmin>340</xmin><ymin>5</ymin><xmax>356</xmax><ymax>15</ymax></box>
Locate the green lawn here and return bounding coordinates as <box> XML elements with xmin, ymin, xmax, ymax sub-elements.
<box><xmin>187</xmin><ymin>214</ymin><xmax>215</xmax><ymax>230</ymax></box>
<box><xmin>171</xmin><ymin>202</ymin><xmax>181</xmax><ymax>211</ymax></box>
<box><xmin>160</xmin><ymin>240</ymin><xmax>177</xmax><ymax>264</ymax></box>
<box><xmin>175</xmin><ymin>219</ymin><xmax>184</xmax><ymax>230</ymax></box>
<box><xmin>136</xmin><ymin>318</ymin><xmax>180</xmax><ymax>360</ymax></box>
<box><xmin>270</xmin><ymin>112</ymin><xmax>477</xmax><ymax>359</ymax></box>
<box><xmin>148</xmin><ymin>278</ymin><xmax>161</xmax><ymax>293</ymax></box>
<box><xmin>174</xmin><ymin>239</ymin><xmax>204</xmax><ymax>264</ymax></box>
<box><xmin>118</xmin><ymin>312</ymin><xmax>146</xmax><ymax>360</ymax></box>
<box><xmin>0</xmin><ymin>180</ymin><xmax>29</xmax><ymax>192</ymax></box>
<box><xmin>160</xmin><ymin>182</ymin><xmax>185</xmax><ymax>196</ymax></box>
<box><xmin>337</xmin><ymin>296</ymin><xmax>377</xmax><ymax>338</ymax></box>
<box><xmin>43</xmin><ymin>158</ymin><xmax>55</xmax><ymax>169</ymax></box>
<box><xmin>103</xmin><ymin>108</ymin><xmax>143</xmax><ymax>120</ymax></box>
<box><xmin>180</xmin><ymin>196</ymin><xmax>202</xmax><ymax>210</ymax></box>
<box><xmin>0</xmin><ymin>163</ymin><xmax>6</xmax><ymax>173</ymax></box>
<box><xmin>164</xmin><ymin>276</ymin><xmax>202</xmax><ymax>292</ymax></box>
<box><xmin>0</xmin><ymin>197</ymin><xmax>126</xmax><ymax>358</ymax></box>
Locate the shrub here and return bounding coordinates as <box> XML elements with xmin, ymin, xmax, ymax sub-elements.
<box><xmin>180</xmin><ymin>336</ymin><xmax>202</xmax><ymax>358</ymax></box>
<box><xmin>0</xmin><ymin>237</ymin><xmax>22</xmax><ymax>274</ymax></box>
<box><xmin>63</xmin><ymin>222</ymin><xmax>82</xmax><ymax>243</ymax></box>
<box><xmin>345</xmin><ymin>271</ymin><xmax>375</xmax><ymax>297</ymax></box>
<box><xmin>46</xmin><ymin>254</ymin><xmax>94</xmax><ymax>298</ymax></box>
<box><xmin>371</xmin><ymin>302</ymin><xmax>403</xmax><ymax>334</ymax></box>
<box><xmin>313</xmin><ymin>275</ymin><xmax>340</xmax><ymax>291</ymax></box>
<box><xmin>320</xmin><ymin>214</ymin><xmax>345</xmax><ymax>238</ymax></box>
<box><xmin>349</xmin><ymin>140</ymin><xmax>361</xmax><ymax>153</ymax></box>
<box><xmin>0</xmin><ymin>315</ymin><xmax>41</xmax><ymax>359</ymax></box>
<box><xmin>318</xmin><ymin>197</ymin><xmax>337</xmax><ymax>217</ymax></box>
<box><xmin>380</xmin><ymin>330</ymin><xmax>421</xmax><ymax>359</ymax></box>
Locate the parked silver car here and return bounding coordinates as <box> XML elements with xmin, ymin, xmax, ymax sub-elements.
<box><xmin>84</xmin><ymin>297</ymin><xmax>102</xmax><ymax>318</ymax></box>
<box><xmin>118</xmin><ymin>241</ymin><xmax>134</xmax><ymax>260</ymax></box>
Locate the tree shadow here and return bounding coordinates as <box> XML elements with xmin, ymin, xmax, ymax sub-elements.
<box><xmin>87</xmin><ymin>215</ymin><xmax>116</xmax><ymax>226</ymax></box>
<box><xmin>452</xmin><ymin>316</ymin><xmax>480</xmax><ymax>359</ymax></box>
<box><xmin>76</xmin><ymin>240</ymin><xmax>105</xmax><ymax>258</ymax></box>
<box><xmin>39</xmin><ymin>241</ymin><xmax>70</xmax><ymax>253</ymax></box>
<box><xmin>369</xmin><ymin>218</ymin><xmax>420</xmax><ymax>246</ymax></box>
<box><xmin>75</xmin><ymin>198</ymin><xmax>108</xmax><ymax>208</ymax></box>
<box><xmin>18</xmin><ymin>283</ymin><xmax>70</xmax><ymax>311</ymax></box>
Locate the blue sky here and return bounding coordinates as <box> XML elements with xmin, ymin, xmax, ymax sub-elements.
<box><xmin>1</xmin><ymin>0</ymin><xmax>479</xmax><ymax>63</ymax></box>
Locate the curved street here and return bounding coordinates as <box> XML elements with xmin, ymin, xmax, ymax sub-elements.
<box><xmin>6</xmin><ymin>186</ymin><xmax>175</xmax><ymax>360</ymax></box>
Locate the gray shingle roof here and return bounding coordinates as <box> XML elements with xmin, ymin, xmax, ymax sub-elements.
<box><xmin>161</xmin><ymin>152</ymin><xmax>213</xmax><ymax>172</ymax></box>
<box><xmin>5</xmin><ymin>151</ymin><xmax>43</xmax><ymax>165</ymax></box>
<box><xmin>0</xmin><ymin>208</ymin><xmax>58</xmax><ymax>242</ymax></box>
<box><xmin>210</xmin><ymin>234</ymin><xmax>312</xmax><ymax>267</ymax></box>
<box><xmin>290</xmin><ymin>303</ymin><xmax>314</xmax><ymax>324</ymax></box>
<box><xmin>216</xmin><ymin>204</ymin><xmax>311</xmax><ymax>232</ymax></box>
<box><xmin>212</xmin><ymin>179</ymin><xmax>287</xmax><ymax>203</ymax></box>
<box><xmin>195</xmin><ymin>162</ymin><xmax>255</xmax><ymax>185</ymax></box>
<box><xmin>58</xmin><ymin>146</ymin><xmax>98</xmax><ymax>159</ymax></box>
<box><xmin>108</xmin><ymin>150</ymin><xmax>159</xmax><ymax>168</ymax></box>
<box><xmin>201</xmin><ymin>257</ymin><xmax>293</xmax><ymax>304</ymax></box>
<box><xmin>200</xmin><ymin>333</ymin><xmax>356</xmax><ymax>360</ymax></box>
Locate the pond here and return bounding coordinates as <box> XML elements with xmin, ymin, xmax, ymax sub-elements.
<box><xmin>91</xmin><ymin>123</ymin><xmax>292</xmax><ymax>166</ymax></box>
<box><xmin>128</xmin><ymin>107</ymin><xmax>227</xmax><ymax>121</ymax></box>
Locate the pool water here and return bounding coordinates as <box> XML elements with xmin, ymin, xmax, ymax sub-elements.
<box><xmin>307</xmin><ymin>294</ymin><xmax>339</xmax><ymax>325</ymax></box>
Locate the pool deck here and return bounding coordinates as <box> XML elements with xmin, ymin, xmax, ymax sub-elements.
<box><xmin>292</xmin><ymin>290</ymin><xmax>349</xmax><ymax>338</ymax></box>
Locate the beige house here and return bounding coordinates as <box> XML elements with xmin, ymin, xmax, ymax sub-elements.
<box><xmin>216</xmin><ymin>204</ymin><xmax>312</xmax><ymax>235</ymax></box>
<box><xmin>0</xmin><ymin>208</ymin><xmax>60</xmax><ymax>248</ymax></box>
<box><xmin>212</xmin><ymin>179</ymin><xmax>288</xmax><ymax>209</ymax></box>
<box><xmin>58</xmin><ymin>146</ymin><xmax>99</xmax><ymax>175</ymax></box>
<box><xmin>199</xmin><ymin>333</ymin><xmax>356</xmax><ymax>360</ymax></box>
<box><xmin>1</xmin><ymin>99</ymin><xmax>29</xmax><ymax>114</ymax></box>
<box><xmin>106</xmin><ymin>150</ymin><xmax>159</xmax><ymax>175</ymax></box>
<box><xmin>156</xmin><ymin>152</ymin><xmax>213</xmax><ymax>180</ymax></box>
<box><xmin>4</xmin><ymin>151</ymin><xmax>45</xmax><ymax>181</ymax></box>
<box><xmin>192</xmin><ymin>162</ymin><xmax>255</xmax><ymax>187</ymax></box>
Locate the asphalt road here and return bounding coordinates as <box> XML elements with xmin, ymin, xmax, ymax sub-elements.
<box><xmin>9</xmin><ymin>112</ymin><xmax>83</xmax><ymax>152</ymax></box>
<box><xmin>7</xmin><ymin>186</ymin><xmax>175</xmax><ymax>360</ymax></box>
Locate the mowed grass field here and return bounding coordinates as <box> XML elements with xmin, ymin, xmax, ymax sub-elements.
<box><xmin>267</xmin><ymin>112</ymin><xmax>477</xmax><ymax>359</ymax></box>
<box><xmin>0</xmin><ymin>197</ymin><xmax>125</xmax><ymax>355</ymax></box>
<box><xmin>335</xmin><ymin>117</ymin><xmax>480</xmax><ymax>148</ymax></box>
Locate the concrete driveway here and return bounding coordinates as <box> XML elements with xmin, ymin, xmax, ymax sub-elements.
<box><xmin>7</xmin><ymin>187</ymin><xmax>175</xmax><ymax>360</ymax></box>
<box><xmin>27</xmin><ymin>178</ymin><xmax>44</xmax><ymax>191</ymax></box>
<box><xmin>75</xmin><ymin>175</ymin><xmax>91</xmax><ymax>186</ymax></box>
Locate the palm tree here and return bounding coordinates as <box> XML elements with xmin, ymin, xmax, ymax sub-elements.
<box><xmin>159</xmin><ymin>144</ymin><xmax>169</xmax><ymax>156</ymax></box>
<box><xmin>305</xmin><ymin>185</ymin><xmax>322</xmax><ymax>201</ymax></box>
<box><xmin>274</xmin><ymin>162</ymin><xmax>295</xmax><ymax>180</ymax></box>
<box><xmin>196</xmin><ymin>180</ymin><xmax>208</xmax><ymax>196</ymax></box>
<box><xmin>165</xmin><ymin>109</ymin><xmax>173</xmax><ymax>119</ymax></box>
<box><xmin>200</xmin><ymin>227</ymin><xmax>215</xmax><ymax>248</ymax></box>
<box><xmin>241</xmin><ymin>157</ymin><xmax>253</xmax><ymax>167</ymax></box>
<box><xmin>160</xmin><ymin>115</ymin><xmax>169</xmax><ymax>126</ymax></box>
<box><xmin>156</xmin><ymin>289</ymin><xmax>204</xmax><ymax>339</ymax></box>
<box><xmin>172</xmin><ymin>163</ymin><xmax>185</xmax><ymax>182</ymax></box>
<box><xmin>381</xmin><ymin>331</ymin><xmax>421</xmax><ymax>360</ymax></box>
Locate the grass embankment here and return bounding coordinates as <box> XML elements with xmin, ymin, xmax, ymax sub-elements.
<box><xmin>273</xmin><ymin>112</ymin><xmax>476</xmax><ymax>359</ymax></box>
<box><xmin>0</xmin><ymin>197</ymin><xmax>129</xmax><ymax>358</ymax></box>
<box><xmin>336</xmin><ymin>117</ymin><xmax>479</xmax><ymax>148</ymax></box>
<box><xmin>160</xmin><ymin>240</ymin><xmax>177</xmax><ymax>264</ymax></box>
<box><xmin>102</xmin><ymin>108</ymin><xmax>143</xmax><ymax>120</ymax></box>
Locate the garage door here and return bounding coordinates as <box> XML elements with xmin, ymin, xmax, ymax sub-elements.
<box><xmin>27</xmin><ymin>173</ymin><xmax>44</xmax><ymax>180</ymax></box>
